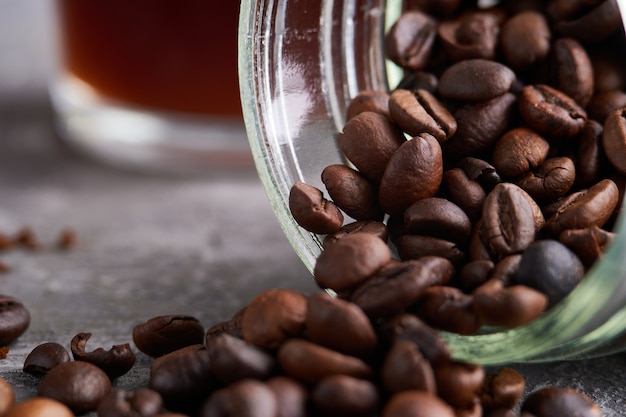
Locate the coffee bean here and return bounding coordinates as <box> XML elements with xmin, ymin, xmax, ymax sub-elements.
<box><xmin>0</xmin><ymin>376</ymin><xmax>14</xmax><ymax>416</ymax></box>
<box><xmin>385</xmin><ymin>11</ymin><xmax>437</xmax><ymax>71</ymax></box>
<box><xmin>458</xmin><ymin>157</ymin><xmax>501</xmax><ymax>191</ymax></box>
<box><xmin>395</xmin><ymin>71</ymin><xmax>438</xmax><ymax>94</ymax></box>
<box><xmin>480</xmin><ymin>367</ymin><xmax>525</xmax><ymax>411</ymax></box>
<box><xmin>38</xmin><ymin>360</ymin><xmax>111</xmax><ymax>414</ymax></box>
<box><xmin>382</xmin><ymin>340</ymin><xmax>436</xmax><ymax>394</ymax></box>
<box><xmin>521</xmin><ymin>387</ymin><xmax>602</xmax><ymax>417</ymax></box>
<box><xmin>574</xmin><ymin>120</ymin><xmax>606</xmax><ymax>187</ymax></box>
<box><xmin>266</xmin><ymin>376</ymin><xmax>308</xmax><ymax>417</ymax></box>
<box><xmin>321</xmin><ymin>164</ymin><xmax>384</xmax><ymax>221</ymax></box>
<box><xmin>346</xmin><ymin>90</ymin><xmax>390</xmax><ymax>120</ymax></box>
<box><xmin>553</xmin><ymin>0</ymin><xmax>622</xmax><ymax>44</ymax></box>
<box><xmin>4</xmin><ymin>397</ymin><xmax>73</xmax><ymax>417</ymax></box>
<box><xmin>312</xmin><ymin>374</ymin><xmax>380</xmax><ymax>416</ymax></box>
<box><xmin>394</xmin><ymin>234</ymin><xmax>466</xmax><ymax>266</ymax></box>
<box><xmin>70</xmin><ymin>332</ymin><xmax>135</xmax><ymax>379</ymax></box>
<box><xmin>23</xmin><ymin>342</ymin><xmax>70</xmax><ymax>376</ymax></box>
<box><xmin>551</xmin><ymin>37</ymin><xmax>594</xmax><ymax>107</ymax></box>
<box><xmin>457</xmin><ymin>260</ymin><xmax>495</xmax><ymax>292</ymax></box>
<box><xmin>588</xmin><ymin>90</ymin><xmax>626</xmax><ymax>123</ymax></box>
<box><xmin>199</xmin><ymin>379</ymin><xmax>278</xmax><ymax>417</ymax></box>
<box><xmin>383</xmin><ymin>391</ymin><xmax>455</xmax><ymax>417</ymax></box>
<box><xmin>559</xmin><ymin>226</ymin><xmax>615</xmax><ymax>266</ymax></box>
<box><xmin>490</xmin><ymin>254</ymin><xmax>522</xmax><ymax>286</ymax></box>
<box><xmin>404</xmin><ymin>197</ymin><xmax>472</xmax><ymax>244</ymax></box>
<box><xmin>132</xmin><ymin>314</ymin><xmax>204</xmax><ymax>359</ymax></box>
<box><xmin>492</xmin><ymin>128</ymin><xmax>550</xmax><ymax>179</ymax></box>
<box><xmin>97</xmin><ymin>388</ymin><xmax>164</xmax><ymax>417</ymax></box>
<box><xmin>241</xmin><ymin>288</ymin><xmax>307</xmax><ymax>350</ymax></box>
<box><xmin>288</xmin><ymin>182</ymin><xmax>344</xmax><ymax>235</ymax></box>
<box><xmin>442</xmin><ymin>168</ymin><xmax>486</xmax><ymax>222</ymax></box>
<box><xmin>388</xmin><ymin>88</ymin><xmax>456</xmax><ymax>141</ymax></box>
<box><xmin>437</xmin><ymin>11</ymin><xmax>500</xmax><ymax>62</ymax></box>
<box><xmin>515</xmin><ymin>156</ymin><xmax>576</xmax><ymax>202</ymax></box>
<box><xmin>415</xmin><ymin>286</ymin><xmax>482</xmax><ymax>335</ymax></box>
<box><xmin>0</xmin><ymin>294</ymin><xmax>30</xmax><ymax>346</ymax></box>
<box><xmin>435</xmin><ymin>361</ymin><xmax>485</xmax><ymax>409</ymax></box>
<box><xmin>500</xmin><ymin>11</ymin><xmax>551</xmax><ymax>70</ymax></box>
<box><xmin>601</xmin><ymin>107</ymin><xmax>626</xmax><ymax>175</ymax></box>
<box><xmin>322</xmin><ymin>221</ymin><xmax>388</xmax><ymax>249</ymax></box>
<box><xmin>438</xmin><ymin>59</ymin><xmax>516</xmax><ymax>101</ymax></box>
<box><xmin>205</xmin><ymin>307</ymin><xmax>245</xmax><ymax>343</ymax></box>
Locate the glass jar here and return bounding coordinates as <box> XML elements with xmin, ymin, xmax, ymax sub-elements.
<box><xmin>238</xmin><ymin>0</ymin><xmax>626</xmax><ymax>365</ymax></box>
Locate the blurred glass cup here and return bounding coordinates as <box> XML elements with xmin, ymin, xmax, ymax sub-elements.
<box><xmin>49</xmin><ymin>1</ymin><xmax>251</xmax><ymax>174</ymax></box>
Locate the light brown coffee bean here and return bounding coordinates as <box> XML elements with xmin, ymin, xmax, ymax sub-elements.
<box><xmin>435</xmin><ymin>361</ymin><xmax>485</xmax><ymax>409</ymax></box>
<box><xmin>321</xmin><ymin>164</ymin><xmax>384</xmax><ymax>221</ymax></box>
<box><xmin>480</xmin><ymin>367</ymin><xmax>526</xmax><ymax>411</ymax></box>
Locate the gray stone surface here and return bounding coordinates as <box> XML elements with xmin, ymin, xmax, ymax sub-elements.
<box><xmin>0</xmin><ymin>1</ymin><xmax>626</xmax><ymax>416</ymax></box>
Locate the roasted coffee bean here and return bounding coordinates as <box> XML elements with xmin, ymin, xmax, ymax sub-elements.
<box><xmin>592</xmin><ymin>51</ymin><xmax>626</xmax><ymax>92</ymax></box>
<box><xmin>388</xmin><ymin>88</ymin><xmax>456</xmax><ymax>141</ymax></box>
<box><xmin>4</xmin><ymin>397</ymin><xmax>74</xmax><ymax>417</ymax></box>
<box><xmin>553</xmin><ymin>0</ymin><xmax>622</xmax><ymax>44</ymax></box>
<box><xmin>469</xmin><ymin>219</ymin><xmax>493</xmax><ymax>262</ymax></box>
<box><xmin>574</xmin><ymin>119</ymin><xmax>606</xmax><ymax>187</ymax></box>
<box><xmin>38</xmin><ymin>360</ymin><xmax>111</xmax><ymax>414</ymax></box>
<box><xmin>199</xmin><ymin>379</ymin><xmax>277</xmax><ymax>417</ymax></box>
<box><xmin>437</xmin><ymin>11</ymin><xmax>500</xmax><ymax>62</ymax></box>
<box><xmin>378</xmin><ymin>132</ymin><xmax>443</xmax><ymax>216</ymax></box>
<box><xmin>518</xmin><ymin>84</ymin><xmax>587</xmax><ymax>139</ymax></box>
<box><xmin>415</xmin><ymin>286</ymin><xmax>482</xmax><ymax>335</ymax></box>
<box><xmin>442</xmin><ymin>168</ymin><xmax>486</xmax><ymax>222</ymax></box>
<box><xmin>515</xmin><ymin>156</ymin><xmax>576</xmax><ymax>202</ymax></box>
<box><xmin>521</xmin><ymin>387</ymin><xmax>602</xmax><ymax>417</ymax></box>
<box><xmin>70</xmin><ymin>332</ymin><xmax>135</xmax><ymax>379</ymax></box>
<box><xmin>0</xmin><ymin>294</ymin><xmax>30</xmax><ymax>346</ymax></box>
<box><xmin>346</xmin><ymin>90</ymin><xmax>390</xmax><ymax>120</ymax></box>
<box><xmin>516</xmin><ymin>239</ymin><xmax>585</xmax><ymax>306</ymax></box>
<box><xmin>435</xmin><ymin>361</ymin><xmax>485</xmax><ymax>409</ymax></box>
<box><xmin>306</xmin><ymin>291</ymin><xmax>377</xmax><ymax>357</ymax></box>
<box><xmin>23</xmin><ymin>342</ymin><xmax>70</xmax><ymax>376</ymax></box>
<box><xmin>312</xmin><ymin>374</ymin><xmax>380</xmax><ymax>416</ymax></box>
<box><xmin>322</xmin><ymin>221</ymin><xmax>388</xmax><ymax>249</ymax></box>
<box><xmin>559</xmin><ymin>226</ymin><xmax>615</xmax><ymax>266</ymax></box>
<box><xmin>395</xmin><ymin>71</ymin><xmax>438</xmax><ymax>93</ymax></box>
<box><xmin>601</xmin><ymin>107</ymin><xmax>626</xmax><ymax>175</ymax></box>
<box><xmin>472</xmin><ymin>279</ymin><xmax>548</xmax><ymax>327</ymax></box>
<box><xmin>338</xmin><ymin>111</ymin><xmax>406</xmax><ymax>184</ymax></box>
<box><xmin>383</xmin><ymin>390</ymin><xmax>455</xmax><ymax>417</ymax></box>
<box><xmin>0</xmin><ymin>376</ymin><xmax>14</xmax><ymax>416</ymax></box>
<box><xmin>382</xmin><ymin>340</ymin><xmax>436</xmax><ymax>394</ymax></box>
<box><xmin>132</xmin><ymin>314</ymin><xmax>204</xmax><ymax>358</ymax></box>
<box><xmin>385</xmin><ymin>11</ymin><xmax>437</xmax><ymax>71</ymax></box>
<box><xmin>438</xmin><ymin>59</ymin><xmax>516</xmax><ymax>102</ymax></box>
<box><xmin>321</xmin><ymin>164</ymin><xmax>384</xmax><ymax>221</ymax></box>
<box><xmin>544</xmin><ymin>178</ymin><xmax>620</xmax><ymax>235</ymax></box>
<box><xmin>97</xmin><ymin>388</ymin><xmax>164</xmax><ymax>417</ymax></box>
<box><xmin>288</xmin><ymin>182</ymin><xmax>344</xmax><ymax>234</ymax></box>
<box><xmin>149</xmin><ymin>345</ymin><xmax>215</xmax><ymax>412</ymax></box>
<box><xmin>266</xmin><ymin>376</ymin><xmax>308</xmax><ymax>417</ymax></box>
<box><xmin>551</xmin><ymin>37</ymin><xmax>594</xmax><ymax>108</ymax></box>
<box><xmin>481</xmin><ymin>183</ymin><xmax>537</xmax><ymax>257</ymax></box>
<box><xmin>241</xmin><ymin>288</ymin><xmax>307</xmax><ymax>350</ymax></box>
<box><xmin>404</xmin><ymin>197</ymin><xmax>472</xmax><ymax>244</ymax></box>
<box><xmin>207</xmin><ymin>333</ymin><xmax>277</xmax><ymax>384</ymax></box>
<box><xmin>205</xmin><ymin>307</ymin><xmax>245</xmax><ymax>343</ymax></box>
<box><xmin>314</xmin><ymin>232</ymin><xmax>392</xmax><ymax>291</ymax></box>
<box><xmin>500</xmin><ymin>11</ymin><xmax>550</xmax><ymax>70</ymax></box>
<box><xmin>490</xmin><ymin>254</ymin><xmax>522</xmax><ymax>286</ymax></box>
<box><xmin>394</xmin><ymin>234</ymin><xmax>466</xmax><ymax>266</ymax></box>
<box><xmin>588</xmin><ymin>90</ymin><xmax>626</xmax><ymax>123</ymax></box>
<box><xmin>458</xmin><ymin>157</ymin><xmax>501</xmax><ymax>191</ymax></box>
<box><xmin>480</xmin><ymin>367</ymin><xmax>525</xmax><ymax>411</ymax></box>
<box><xmin>492</xmin><ymin>127</ymin><xmax>550</xmax><ymax>179</ymax></box>
<box><xmin>350</xmin><ymin>257</ymin><xmax>455</xmax><ymax>319</ymax></box>
<box><xmin>457</xmin><ymin>260</ymin><xmax>495</xmax><ymax>292</ymax></box>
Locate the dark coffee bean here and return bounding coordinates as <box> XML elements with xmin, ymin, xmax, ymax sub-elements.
<box><xmin>480</xmin><ymin>367</ymin><xmax>525</xmax><ymax>411</ymax></box>
<box><xmin>516</xmin><ymin>239</ymin><xmax>585</xmax><ymax>306</ymax></box>
<box><xmin>457</xmin><ymin>260</ymin><xmax>495</xmax><ymax>292</ymax></box>
<box><xmin>23</xmin><ymin>342</ymin><xmax>71</xmax><ymax>376</ymax></box>
<box><xmin>378</xmin><ymin>132</ymin><xmax>443</xmax><ymax>216</ymax></box>
<box><xmin>521</xmin><ymin>387</ymin><xmax>601</xmax><ymax>417</ymax></box>
<box><xmin>458</xmin><ymin>157</ymin><xmax>501</xmax><ymax>191</ymax></box>
<box><xmin>601</xmin><ymin>107</ymin><xmax>626</xmax><ymax>175</ymax></box>
<box><xmin>544</xmin><ymin>178</ymin><xmax>620</xmax><ymax>235</ymax></box>
<box><xmin>199</xmin><ymin>379</ymin><xmax>277</xmax><ymax>417</ymax></box>
<box><xmin>518</xmin><ymin>84</ymin><xmax>587</xmax><ymax>139</ymax></box>
<box><xmin>515</xmin><ymin>156</ymin><xmax>576</xmax><ymax>202</ymax></box>
<box><xmin>438</xmin><ymin>59</ymin><xmax>516</xmax><ymax>102</ymax></box>
<box><xmin>322</xmin><ymin>220</ymin><xmax>388</xmax><ymax>249</ymax></box>
<box><xmin>38</xmin><ymin>360</ymin><xmax>111</xmax><ymax>415</ymax></box>
<box><xmin>207</xmin><ymin>333</ymin><xmax>277</xmax><ymax>384</ymax></box>
<box><xmin>472</xmin><ymin>279</ymin><xmax>548</xmax><ymax>327</ymax></box>
<box><xmin>306</xmin><ymin>291</ymin><xmax>377</xmax><ymax>357</ymax></box>
<box><xmin>574</xmin><ymin>119</ymin><xmax>606</xmax><ymax>187</ymax></box>
<box><xmin>321</xmin><ymin>164</ymin><xmax>384</xmax><ymax>221</ymax></box>
<box><xmin>149</xmin><ymin>345</ymin><xmax>215</xmax><ymax>413</ymax></box>
<box><xmin>288</xmin><ymin>181</ymin><xmax>344</xmax><ymax>234</ymax></box>
<box><xmin>97</xmin><ymin>388</ymin><xmax>164</xmax><ymax>417</ymax></box>
<box><xmin>346</xmin><ymin>90</ymin><xmax>390</xmax><ymax>120</ymax></box>
<box><xmin>469</xmin><ymin>219</ymin><xmax>494</xmax><ymax>262</ymax></box>
<box><xmin>388</xmin><ymin>88</ymin><xmax>457</xmax><ymax>141</ymax></box>
<box><xmin>4</xmin><ymin>397</ymin><xmax>73</xmax><ymax>417</ymax></box>
<box><xmin>338</xmin><ymin>111</ymin><xmax>406</xmax><ymax>184</ymax></box>
<box><xmin>500</xmin><ymin>11</ymin><xmax>551</xmax><ymax>70</ymax></box>
<box><xmin>0</xmin><ymin>294</ymin><xmax>31</xmax><ymax>346</ymax></box>
<box><xmin>404</xmin><ymin>197</ymin><xmax>472</xmax><ymax>244</ymax></box>
<box><xmin>553</xmin><ymin>0</ymin><xmax>622</xmax><ymax>44</ymax></box>
<box><xmin>559</xmin><ymin>226</ymin><xmax>615</xmax><ymax>266</ymax></box>
<box><xmin>404</xmin><ymin>0</ymin><xmax>463</xmax><ymax>17</ymax></box>
<box><xmin>241</xmin><ymin>288</ymin><xmax>307</xmax><ymax>350</ymax></box>
<box><xmin>277</xmin><ymin>339</ymin><xmax>373</xmax><ymax>385</ymax></box>
<box><xmin>481</xmin><ymin>183</ymin><xmax>537</xmax><ymax>257</ymax></box>
<box><xmin>415</xmin><ymin>286</ymin><xmax>482</xmax><ymax>335</ymax></box>
<box><xmin>490</xmin><ymin>254</ymin><xmax>522</xmax><ymax>286</ymax></box>
<box><xmin>314</xmin><ymin>232</ymin><xmax>392</xmax><ymax>291</ymax></box>
<box><xmin>588</xmin><ymin>90</ymin><xmax>626</xmax><ymax>123</ymax></box>
<box><xmin>266</xmin><ymin>376</ymin><xmax>308</xmax><ymax>417</ymax></box>
<box><xmin>383</xmin><ymin>390</ymin><xmax>455</xmax><ymax>417</ymax></box>
<box><xmin>394</xmin><ymin>234</ymin><xmax>466</xmax><ymax>267</ymax></box>
<box><xmin>385</xmin><ymin>11</ymin><xmax>437</xmax><ymax>71</ymax></box>
<box><xmin>437</xmin><ymin>11</ymin><xmax>500</xmax><ymax>62</ymax></box>
<box><xmin>435</xmin><ymin>361</ymin><xmax>485</xmax><ymax>409</ymax></box>
<box><xmin>312</xmin><ymin>374</ymin><xmax>380</xmax><ymax>417</ymax></box>
<box><xmin>205</xmin><ymin>307</ymin><xmax>245</xmax><ymax>343</ymax></box>
<box><xmin>132</xmin><ymin>314</ymin><xmax>205</xmax><ymax>358</ymax></box>
<box><xmin>492</xmin><ymin>127</ymin><xmax>550</xmax><ymax>179</ymax></box>
<box><xmin>442</xmin><ymin>168</ymin><xmax>486</xmax><ymax>222</ymax></box>
<box><xmin>382</xmin><ymin>340</ymin><xmax>436</xmax><ymax>394</ymax></box>
<box><xmin>70</xmin><ymin>332</ymin><xmax>135</xmax><ymax>379</ymax></box>
<box><xmin>0</xmin><ymin>376</ymin><xmax>14</xmax><ymax>416</ymax></box>
<box><xmin>395</xmin><ymin>71</ymin><xmax>438</xmax><ymax>93</ymax></box>
<box><xmin>592</xmin><ymin>52</ymin><xmax>626</xmax><ymax>92</ymax></box>
<box><xmin>551</xmin><ymin>37</ymin><xmax>594</xmax><ymax>108</ymax></box>
<box><xmin>350</xmin><ymin>257</ymin><xmax>455</xmax><ymax>319</ymax></box>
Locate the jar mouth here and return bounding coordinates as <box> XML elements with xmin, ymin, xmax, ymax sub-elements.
<box><xmin>238</xmin><ymin>0</ymin><xmax>626</xmax><ymax>365</ymax></box>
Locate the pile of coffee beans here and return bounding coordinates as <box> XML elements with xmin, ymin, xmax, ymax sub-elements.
<box><xmin>0</xmin><ymin>287</ymin><xmax>605</xmax><ymax>416</ymax></box>
<box><xmin>289</xmin><ymin>0</ymin><xmax>626</xmax><ymax>334</ymax></box>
